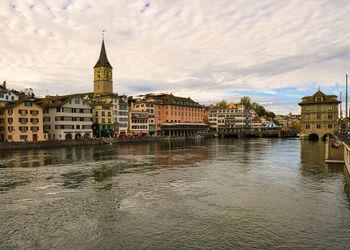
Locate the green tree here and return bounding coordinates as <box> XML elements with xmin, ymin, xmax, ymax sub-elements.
<box><xmin>252</xmin><ymin>102</ymin><xmax>266</xmax><ymax>117</ymax></box>
<box><xmin>215</xmin><ymin>100</ymin><xmax>228</xmax><ymax>108</ymax></box>
<box><xmin>239</xmin><ymin>96</ymin><xmax>252</xmax><ymax>108</ymax></box>
<box><xmin>266</xmin><ymin>111</ymin><xmax>276</xmax><ymax>118</ymax></box>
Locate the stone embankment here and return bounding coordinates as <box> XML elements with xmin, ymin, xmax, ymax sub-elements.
<box><xmin>0</xmin><ymin>136</ymin><xmax>171</xmax><ymax>150</ymax></box>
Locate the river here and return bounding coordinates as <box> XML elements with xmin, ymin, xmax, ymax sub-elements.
<box><xmin>0</xmin><ymin>138</ymin><xmax>350</xmax><ymax>249</ymax></box>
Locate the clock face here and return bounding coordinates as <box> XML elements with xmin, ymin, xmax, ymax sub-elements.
<box><xmin>94</xmin><ymin>67</ymin><xmax>112</xmax><ymax>81</ymax></box>
<box><xmin>94</xmin><ymin>68</ymin><xmax>103</xmax><ymax>80</ymax></box>
<box><xmin>106</xmin><ymin>69</ymin><xmax>112</xmax><ymax>80</ymax></box>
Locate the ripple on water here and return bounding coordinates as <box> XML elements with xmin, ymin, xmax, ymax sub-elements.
<box><xmin>0</xmin><ymin>139</ymin><xmax>350</xmax><ymax>249</ymax></box>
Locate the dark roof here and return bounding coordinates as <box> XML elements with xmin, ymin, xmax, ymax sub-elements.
<box><xmin>0</xmin><ymin>99</ymin><xmax>41</xmax><ymax>109</ymax></box>
<box><xmin>298</xmin><ymin>90</ymin><xmax>340</xmax><ymax>105</ymax></box>
<box><xmin>37</xmin><ymin>94</ymin><xmax>89</xmax><ymax>108</ymax></box>
<box><xmin>140</xmin><ymin>93</ymin><xmax>202</xmax><ymax>107</ymax></box>
<box><xmin>94</xmin><ymin>39</ymin><xmax>113</xmax><ymax>68</ymax></box>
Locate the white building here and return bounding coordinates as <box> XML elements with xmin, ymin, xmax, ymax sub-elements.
<box><xmin>40</xmin><ymin>95</ymin><xmax>93</xmax><ymax>140</ymax></box>
<box><xmin>0</xmin><ymin>90</ymin><xmax>19</xmax><ymax>103</ymax></box>
<box><xmin>116</xmin><ymin>95</ymin><xmax>129</xmax><ymax>134</ymax></box>
<box><xmin>208</xmin><ymin>104</ymin><xmax>251</xmax><ymax>132</ymax></box>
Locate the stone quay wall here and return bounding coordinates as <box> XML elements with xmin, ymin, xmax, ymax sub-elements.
<box><xmin>0</xmin><ymin>136</ymin><xmax>170</xmax><ymax>150</ymax></box>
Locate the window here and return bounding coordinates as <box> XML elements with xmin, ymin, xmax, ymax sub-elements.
<box><xmin>328</xmin><ymin>124</ymin><xmax>332</xmax><ymax>129</ymax></box>
<box><xmin>43</xmin><ymin>117</ymin><xmax>50</xmax><ymax>122</ymax></box>
<box><xmin>328</xmin><ymin>114</ymin><xmax>332</xmax><ymax>119</ymax></box>
<box><xmin>20</xmin><ymin>135</ymin><xmax>28</xmax><ymax>140</ymax></box>
<box><xmin>76</xmin><ymin>125</ymin><xmax>80</xmax><ymax>129</ymax></box>
<box><xmin>31</xmin><ymin>127</ymin><xmax>39</xmax><ymax>132</ymax></box>
<box><xmin>57</xmin><ymin>107</ymin><xmax>61</xmax><ymax>112</ymax></box>
<box><xmin>316</xmin><ymin>114</ymin><xmax>321</xmax><ymax>119</ymax></box>
<box><xmin>305</xmin><ymin>107</ymin><xmax>310</xmax><ymax>111</ymax></box>
<box><xmin>19</xmin><ymin>118</ymin><xmax>27</xmax><ymax>124</ymax></box>
<box><xmin>24</xmin><ymin>101</ymin><xmax>32</xmax><ymax>107</ymax></box>
<box><xmin>75</xmin><ymin>96</ymin><xmax>80</xmax><ymax>104</ymax></box>
<box><xmin>8</xmin><ymin>118</ymin><xmax>13</xmax><ymax>124</ymax></box>
<box><xmin>19</xmin><ymin>126</ymin><xmax>28</xmax><ymax>132</ymax></box>
<box><xmin>316</xmin><ymin>124</ymin><xmax>321</xmax><ymax>129</ymax></box>
<box><xmin>8</xmin><ymin>126</ymin><xmax>13</xmax><ymax>132</ymax></box>
<box><xmin>328</xmin><ymin>105</ymin><xmax>333</xmax><ymax>110</ymax></box>
<box><xmin>30</xmin><ymin>110</ymin><xmax>38</xmax><ymax>115</ymax></box>
<box><xmin>18</xmin><ymin>110</ymin><xmax>27</xmax><ymax>115</ymax></box>
<box><xmin>316</xmin><ymin>105</ymin><xmax>322</xmax><ymax>111</ymax></box>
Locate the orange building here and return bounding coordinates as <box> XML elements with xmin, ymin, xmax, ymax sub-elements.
<box><xmin>0</xmin><ymin>100</ymin><xmax>47</xmax><ymax>142</ymax></box>
<box><xmin>137</xmin><ymin>93</ymin><xmax>207</xmax><ymax>136</ymax></box>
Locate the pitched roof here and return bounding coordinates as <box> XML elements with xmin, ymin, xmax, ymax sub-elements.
<box><xmin>298</xmin><ymin>90</ymin><xmax>340</xmax><ymax>105</ymax></box>
<box><xmin>0</xmin><ymin>99</ymin><xmax>41</xmax><ymax>109</ymax></box>
<box><xmin>37</xmin><ymin>94</ymin><xmax>90</xmax><ymax>108</ymax></box>
<box><xmin>94</xmin><ymin>39</ymin><xmax>112</xmax><ymax>68</ymax></box>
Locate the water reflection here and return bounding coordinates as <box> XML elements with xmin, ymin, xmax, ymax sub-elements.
<box><xmin>1</xmin><ymin>138</ymin><xmax>350</xmax><ymax>249</ymax></box>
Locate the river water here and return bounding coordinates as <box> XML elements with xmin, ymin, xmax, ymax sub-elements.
<box><xmin>0</xmin><ymin>138</ymin><xmax>350</xmax><ymax>249</ymax></box>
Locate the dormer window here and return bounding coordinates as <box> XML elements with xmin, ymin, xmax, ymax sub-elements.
<box><xmin>316</xmin><ymin>97</ymin><xmax>323</xmax><ymax>101</ymax></box>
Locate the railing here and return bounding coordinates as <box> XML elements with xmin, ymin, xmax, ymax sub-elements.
<box><xmin>335</xmin><ymin>131</ymin><xmax>350</xmax><ymax>147</ymax></box>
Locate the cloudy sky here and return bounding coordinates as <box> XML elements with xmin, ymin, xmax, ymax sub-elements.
<box><xmin>1</xmin><ymin>0</ymin><xmax>350</xmax><ymax>114</ymax></box>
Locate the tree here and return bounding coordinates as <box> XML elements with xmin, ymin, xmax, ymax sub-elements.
<box><xmin>240</xmin><ymin>96</ymin><xmax>252</xmax><ymax>108</ymax></box>
<box><xmin>266</xmin><ymin>111</ymin><xmax>276</xmax><ymax>118</ymax></box>
<box><xmin>203</xmin><ymin>116</ymin><xmax>211</xmax><ymax>127</ymax></box>
<box><xmin>289</xmin><ymin>121</ymin><xmax>301</xmax><ymax>131</ymax></box>
<box><xmin>252</xmin><ymin>103</ymin><xmax>266</xmax><ymax>117</ymax></box>
<box><xmin>215</xmin><ymin>100</ymin><xmax>228</xmax><ymax>108</ymax></box>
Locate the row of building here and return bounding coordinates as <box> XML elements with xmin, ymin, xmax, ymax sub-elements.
<box><xmin>0</xmin><ymin>37</ymin><xmax>300</xmax><ymax>143</ymax></box>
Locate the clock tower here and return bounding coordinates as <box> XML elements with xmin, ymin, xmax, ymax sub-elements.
<box><xmin>94</xmin><ymin>35</ymin><xmax>113</xmax><ymax>94</ymax></box>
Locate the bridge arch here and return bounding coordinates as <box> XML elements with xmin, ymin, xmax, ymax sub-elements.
<box><xmin>322</xmin><ymin>133</ymin><xmax>333</xmax><ymax>141</ymax></box>
<box><xmin>308</xmin><ymin>133</ymin><xmax>319</xmax><ymax>141</ymax></box>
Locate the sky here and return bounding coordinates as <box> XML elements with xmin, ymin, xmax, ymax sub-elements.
<box><xmin>1</xmin><ymin>0</ymin><xmax>350</xmax><ymax>114</ymax></box>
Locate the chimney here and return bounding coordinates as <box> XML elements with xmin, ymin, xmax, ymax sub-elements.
<box><xmin>3</xmin><ymin>80</ymin><xmax>6</xmax><ymax>89</ymax></box>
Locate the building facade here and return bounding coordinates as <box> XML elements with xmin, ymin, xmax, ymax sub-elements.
<box><xmin>40</xmin><ymin>95</ymin><xmax>93</xmax><ymax>140</ymax></box>
<box><xmin>298</xmin><ymin>90</ymin><xmax>340</xmax><ymax>140</ymax></box>
<box><xmin>129</xmin><ymin>97</ymin><xmax>156</xmax><ymax>135</ymax></box>
<box><xmin>0</xmin><ymin>100</ymin><xmax>47</xmax><ymax>142</ymax></box>
<box><xmin>208</xmin><ymin>104</ymin><xmax>251</xmax><ymax>132</ymax></box>
<box><xmin>92</xmin><ymin>103</ymin><xmax>114</xmax><ymax>138</ymax></box>
<box><xmin>136</xmin><ymin>93</ymin><xmax>207</xmax><ymax>136</ymax></box>
<box><xmin>117</xmin><ymin>95</ymin><xmax>129</xmax><ymax>134</ymax></box>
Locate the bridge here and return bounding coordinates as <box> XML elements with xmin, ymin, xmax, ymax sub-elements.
<box><xmin>217</xmin><ymin>129</ymin><xmax>298</xmax><ymax>138</ymax></box>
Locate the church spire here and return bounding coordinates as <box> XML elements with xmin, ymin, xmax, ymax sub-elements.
<box><xmin>94</xmin><ymin>32</ymin><xmax>112</xmax><ymax>68</ymax></box>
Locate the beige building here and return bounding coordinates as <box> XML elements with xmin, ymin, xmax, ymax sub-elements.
<box><xmin>92</xmin><ymin>103</ymin><xmax>114</xmax><ymax>137</ymax></box>
<box><xmin>298</xmin><ymin>90</ymin><xmax>340</xmax><ymax>140</ymax></box>
<box><xmin>0</xmin><ymin>100</ymin><xmax>47</xmax><ymax>142</ymax></box>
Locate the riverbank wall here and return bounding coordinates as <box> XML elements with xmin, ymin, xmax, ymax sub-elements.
<box><xmin>325</xmin><ymin>136</ymin><xmax>344</xmax><ymax>164</ymax></box>
<box><xmin>0</xmin><ymin>136</ymin><xmax>173</xmax><ymax>150</ymax></box>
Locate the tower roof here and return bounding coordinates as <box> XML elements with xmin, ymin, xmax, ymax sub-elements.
<box><xmin>94</xmin><ymin>39</ymin><xmax>113</xmax><ymax>69</ymax></box>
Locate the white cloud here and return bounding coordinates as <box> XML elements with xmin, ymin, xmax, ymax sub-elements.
<box><xmin>1</xmin><ymin>0</ymin><xmax>350</xmax><ymax>114</ymax></box>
